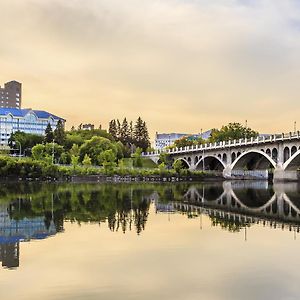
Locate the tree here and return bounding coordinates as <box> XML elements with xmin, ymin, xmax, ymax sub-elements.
<box><xmin>129</xmin><ymin>121</ymin><xmax>134</xmax><ymax>144</ymax></box>
<box><xmin>159</xmin><ymin>152</ymin><xmax>171</xmax><ymax>166</ymax></box>
<box><xmin>132</xmin><ymin>148</ymin><xmax>143</xmax><ymax>168</ymax></box>
<box><xmin>173</xmin><ymin>136</ymin><xmax>204</xmax><ymax>148</ymax></box>
<box><xmin>173</xmin><ymin>160</ymin><xmax>184</xmax><ymax>174</ymax></box>
<box><xmin>44</xmin><ymin>123</ymin><xmax>54</xmax><ymax>143</ymax></box>
<box><xmin>79</xmin><ymin>136</ymin><xmax>117</xmax><ymax>165</ymax></box>
<box><xmin>209</xmin><ymin>122</ymin><xmax>259</xmax><ymax>143</ymax></box>
<box><xmin>54</xmin><ymin>120</ymin><xmax>66</xmax><ymax>145</ymax></box>
<box><xmin>9</xmin><ymin>131</ymin><xmax>44</xmax><ymax>156</ymax></box>
<box><xmin>32</xmin><ymin>144</ymin><xmax>45</xmax><ymax>161</ymax></box>
<box><xmin>32</xmin><ymin>143</ymin><xmax>64</xmax><ymax>163</ymax></box>
<box><xmin>133</xmin><ymin>117</ymin><xmax>150</xmax><ymax>151</ymax></box>
<box><xmin>82</xmin><ymin>154</ymin><xmax>92</xmax><ymax>168</ymax></box>
<box><xmin>120</xmin><ymin>118</ymin><xmax>130</xmax><ymax>144</ymax></box>
<box><xmin>70</xmin><ymin>144</ymin><xmax>80</xmax><ymax>157</ymax></box>
<box><xmin>108</xmin><ymin>119</ymin><xmax>118</xmax><ymax>141</ymax></box>
<box><xmin>98</xmin><ymin>149</ymin><xmax>116</xmax><ymax>170</ymax></box>
<box><xmin>116</xmin><ymin>119</ymin><xmax>121</xmax><ymax>141</ymax></box>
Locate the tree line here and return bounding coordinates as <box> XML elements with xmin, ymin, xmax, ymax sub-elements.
<box><xmin>108</xmin><ymin>117</ymin><xmax>150</xmax><ymax>151</ymax></box>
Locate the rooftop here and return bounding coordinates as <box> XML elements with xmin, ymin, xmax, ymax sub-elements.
<box><xmin>0</xmin><ymin>108</ymin><xmax>65</xmax><ymax>121</ymax></box>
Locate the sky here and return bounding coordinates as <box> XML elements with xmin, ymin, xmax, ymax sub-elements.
<box><xmin>1</xmin><ymin>0</ymin><xmax>300</xmax><ymax>139</ymax></box>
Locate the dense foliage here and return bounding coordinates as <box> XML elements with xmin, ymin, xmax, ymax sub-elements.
<box><xmin>209</xmin><ymin>122</ymin><xmax>259</xmax><ymax>143</ymax></box>
<box><xmin>108</xmin><ymin>117</ymin><xmax>150</xmax><ymax>151</ymax></box>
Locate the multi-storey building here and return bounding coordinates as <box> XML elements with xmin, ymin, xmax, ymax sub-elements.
<box><xmin>0</xmin><ymin>81</ymin><xmax>22</xmax><ymax>109</ymax></box>
<box><xmin>154</xmin><ymin>130</ymin><xmax>212</xmax><ymax>150</ymax></box>
<box><xmin>0</xmin><ymin>108</ymin><xmax>65</xmax><ymax>146</ymax></box>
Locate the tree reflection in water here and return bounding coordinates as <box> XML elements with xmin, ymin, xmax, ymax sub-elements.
<box><xmin>1</xmin><ymin>181</ymin><xmax>300</xmax><ymax>269</ymax></box>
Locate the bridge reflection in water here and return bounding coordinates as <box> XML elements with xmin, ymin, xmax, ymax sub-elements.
<box><xmin>172</xmin><ymin>181</ymin><xmax>300</xmax><ymax>234</ymax></box>
<box><xmin>1</xmin><ymin>182</ymin><xmax>300</xmax><ymax>270</ymax></box>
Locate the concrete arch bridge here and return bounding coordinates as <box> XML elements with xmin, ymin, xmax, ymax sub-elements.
<box><xmin>144</xmin><ymin>132</ymin><xmax>300</xmax><ymax>181</ymax></box>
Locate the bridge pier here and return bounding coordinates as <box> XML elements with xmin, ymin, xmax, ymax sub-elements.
<box><xmin>273</xmin><ymin>168</ymin><xmax>300</xmax><ymax>182</ymax></box>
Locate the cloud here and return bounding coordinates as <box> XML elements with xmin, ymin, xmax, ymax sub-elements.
<box><xmin>1</xmin><ymin>0</ymin><xmax>300</xmax><ymax>137</ymax></box>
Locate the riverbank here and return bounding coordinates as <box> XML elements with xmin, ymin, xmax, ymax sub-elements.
<box><xmin>0</xmin><ymin>155</ymin><xmax>224</xmax><ymax>182</ymax></box>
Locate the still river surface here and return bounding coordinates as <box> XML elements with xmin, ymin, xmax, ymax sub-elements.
<box><xmin>0</xmin><ymin>181</ymin><xmax>300</xmax><ymax>300</ymax></box>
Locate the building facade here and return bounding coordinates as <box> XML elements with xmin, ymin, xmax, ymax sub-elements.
<box><xmin>0</xmin><ymin>108</ymin><xmax>65</xmax><ymax>146</ymax></box>
<box><xmin>0</xmin><ymin>81</ymin><xmax>22</xmax><ymax>109</ymax></box>
<box><xmin>154</xmin><ymin>130</ymin><xmax>212</xmax><ymax>150</ymax></box>
<box><xmin>155</xmin><ymin>133</ymin><xmax>188</xmax><ymax>150</ymax></box>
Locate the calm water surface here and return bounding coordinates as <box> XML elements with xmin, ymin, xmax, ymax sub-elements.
<box><xmin>0</xmin><ymin>181</ymin><xmax>300</xmax><ymax>300</ymax></box>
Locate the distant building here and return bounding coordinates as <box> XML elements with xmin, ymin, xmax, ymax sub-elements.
<box><xmin>82</xmin><ymin>123</ymin><xmax>95</xmax><ymax>130</ymax></box>
<box><xmin>0</xmin><ymin>81</ymin><xmax>22</xmax><ymax>109</ymax></box>
<box><xmin>155</xmin><ymin>133</ymin><xmax>188</xmax><ymax>149</ymax></box>
<box><xmin>0</xmin><ymin>108</ymin><xmax>65</xmax><ymax>146</ymax></box>
<box><xmin>154</xmin><ymin>130</ymin><xmax>212</xmax><ymax>150</ymax></box>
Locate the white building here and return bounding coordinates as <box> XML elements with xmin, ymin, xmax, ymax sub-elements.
<box><xmin>155</xmin><ymin>130</ymin><xmax>212</xmax><ymax>150</ymax></box>
<box><xmin>0</xmin><ymin>108</ymin><xmax>65</xmax><ymax>146</ymax></box>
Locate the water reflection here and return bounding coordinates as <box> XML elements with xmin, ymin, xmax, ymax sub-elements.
<box><xmin>0</xmin><ymin>182</ymin><xmax>300</xmax><ymax>270</ymax></box>
<box><xmin>177</xmin><ymin>182</ymin><xmax>300</xmax><ymax>233</ymax></box>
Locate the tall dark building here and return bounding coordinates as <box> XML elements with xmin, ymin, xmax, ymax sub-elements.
<box><xmin>0</xmin><ymin>80</ymin><xmax>22</xmax><ymax>109</ymax></box>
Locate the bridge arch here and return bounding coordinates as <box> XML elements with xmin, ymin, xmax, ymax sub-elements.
<box><xmin>283</xmin><ymin>149</ymin><xmax>300</xmax><ymax>171</ymax></box>
<box><xmin>195</xmin><ymin>155</ymin><xmax>226</xmax><ymax>171</ymax></box>
<box><xmin>231</xmin><ymin>150</ymin><xmax>276</xmax><ymax>171</ymax></box>
<box><xmin>174</xmin><ymin>158</ymin><xmax>190</xmax><ymax>169</ymax></box>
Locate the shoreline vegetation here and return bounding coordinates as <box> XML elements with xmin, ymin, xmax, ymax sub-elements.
<box><xmin>0</xmin><ymin>155</ymin><xmax>223</xmax><ymax>182</ymax></box>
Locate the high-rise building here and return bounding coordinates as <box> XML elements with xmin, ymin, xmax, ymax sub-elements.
<box><xmin>0</xmin><ymin>80</ymin><xmax>22</xmax><ymax>109</ymax></box>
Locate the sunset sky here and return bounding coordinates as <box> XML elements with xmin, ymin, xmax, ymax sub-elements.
<box><xmin>1</xmin><ymin>0</ymin><xmax>300</xmax><ymax>140</ymax></box>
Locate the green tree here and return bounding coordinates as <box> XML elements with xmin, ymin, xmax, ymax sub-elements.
<box><xmin>9</xmin><ymin>131</ymin><xmax>44</xmax><ymax>156</ymax></box>
<box><xmin>44</xmin><ymin>123</ymin><xmax>54</xmax><ymax>143</ymax></box>
<box><xmin>108</xmin><ymin>119</ymin><xmax>118</xmax><ymax>141</ymax></box>
<box><xmin>71</xmin><ymin>155</ymin><xmax>79</xmax><ymax>168</ymax></box>
<box><xmin>32</xmin><ymin>143</ymin><xmax>64</xmax><ymax>163</ymax></box>
<box><xmin>133</xmin><ymin>117</ymin><xmax>150</xmax><ymax>151</ymax></box>
<box><xmin>79</xmin><ymin>136</ymin><xmax>117</xmax><ymax>165</ymax></box>
<box><xmin>32</xmin><ymin>144</ymin><xmax>45</xmax><ymax>161</ymax></box>
<box><xmin>132</xmin><ymin>148</ymin><xmax>143</xmax><ymax>168</ymax></box>
<box><xmin>82</xmin><ymin>154</ymin><xmax>92</xmax><ymax>168</ymax></box>
<box><xmin>70</xmin><ymin>144</ymin><xmax>80</xmax><ymax>157</ymax></box>
<box><xmin>173</xmin><ymin>160</ymin><xmax>184</xmax><ymax>174</ymax></box>
<box><xmin>54</xmin><ymin>120</ymin><xmax>66</xmax><ymax>145</ymax></box>
<box><xmin>159</xmin><ymin>152</ymin><xmax>171</xmax><ymax>166</ymax></box>
<box><xmin>98</xmin><ymin>149</ymin><xmax>116</xmax><ymax>170</ymax></box>
<box><xmin>120</xmin><ymin>118</ymin><xmax>130</xmax><ymax>144</ymax></box>
<box><xmin>209</xmin><ymin>122</ymin><xmax>259</xmax><ymax>143</ymax></box>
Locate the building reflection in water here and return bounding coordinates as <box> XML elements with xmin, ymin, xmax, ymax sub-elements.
<box><xmin>0</xmin><ymin>202</ymin><xmax>57</xmax><ymax>269</ymax></box>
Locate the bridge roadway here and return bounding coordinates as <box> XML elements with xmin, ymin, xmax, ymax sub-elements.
<box><xmin>143</xmin><ymin>132</ymin><xmax>300</xmax><ymax>181</ymax></box>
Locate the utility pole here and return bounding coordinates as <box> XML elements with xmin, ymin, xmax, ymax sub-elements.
<box><xmin>294</xmin><ymin>121</ymin><xmax>297</xmax><ymax>134</ymax></box>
